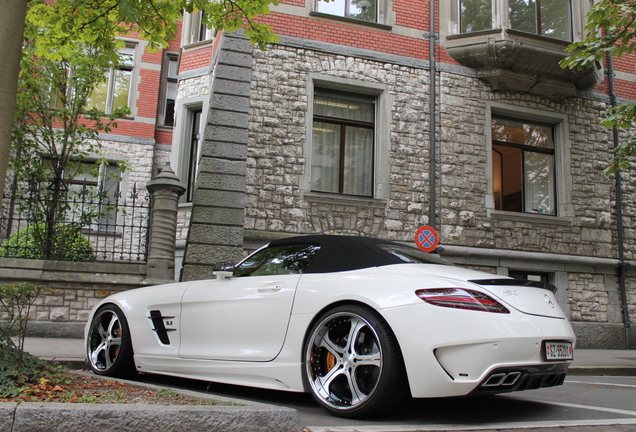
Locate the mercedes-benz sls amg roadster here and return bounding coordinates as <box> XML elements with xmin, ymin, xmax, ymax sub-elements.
<box><xmin>86</xmin><ymin>235</ymin><xmax>575</xmax><ymax>418</ymax></box>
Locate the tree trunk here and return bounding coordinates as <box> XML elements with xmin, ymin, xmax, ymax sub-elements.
<box><xmin>0</xmin><ymin>0</ymin><xmax>28</xmax><ymax>196</ymax></box>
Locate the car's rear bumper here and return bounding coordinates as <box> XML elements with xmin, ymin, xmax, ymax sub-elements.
<box><xmin>468</xmin><ymin>362</ymin><xmax>569</xmax><ymax>396</ymax></box>
<box><xmin>380</xmin><ymin>303</ymin><xmax>575</xmax><ymax>398</ymax></box>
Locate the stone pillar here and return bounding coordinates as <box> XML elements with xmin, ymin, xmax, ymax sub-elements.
<box><xmin>181</xmin><ymin>31</ymin><xmax>253</xmax><ymax>281</ymax></box>
<box><xmin>145</xmin><ymin>164</ymin><xmax>186</xmax><ymax>283</ymax></box>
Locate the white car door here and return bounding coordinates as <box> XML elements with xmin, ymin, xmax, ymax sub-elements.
<box><xmin>178</xmin><ymin>243</ymin><xmax>320</xmax><ymax>362</ymax></box>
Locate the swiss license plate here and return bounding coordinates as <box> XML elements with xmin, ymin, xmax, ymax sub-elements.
<box><xmin>544</xmin><ymin>341</ymin><xmax>573</xmax><ymax>361</ymax></box>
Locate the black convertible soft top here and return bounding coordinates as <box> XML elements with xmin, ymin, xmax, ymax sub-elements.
<box><xmin>267</xmin><ymin>235</ymin><xmax>446</xmax><ymax>274</ymax></box>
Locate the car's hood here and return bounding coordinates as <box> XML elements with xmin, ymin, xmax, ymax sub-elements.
<box><xmin>377</xmin><ymin>264</ymin><xmax>567</xmax><ymax>319</ymax></box>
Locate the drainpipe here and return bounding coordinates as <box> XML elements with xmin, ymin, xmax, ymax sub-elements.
<box><xmin>607</xmin><ymin>53</ymin><xmax>631</xmax><ymax>349</ymax></box>
<box><xmin>427</xmin><ymin>0</ymin><xmax>437</xmax><ymax>229</ymax></box>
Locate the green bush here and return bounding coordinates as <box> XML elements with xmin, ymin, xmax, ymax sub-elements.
<box><xmin>0</xmin><ymin>223</ymin><xmax>94</xmax><ymax>261</ymax></box>
<box><xmin>0</xmin><ymin>282</ymin><xmax>49</xmax><ymax>396</ymax></box>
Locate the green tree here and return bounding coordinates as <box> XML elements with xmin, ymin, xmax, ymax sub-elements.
<box><xmin>561</xmin><ymin>0</ymin><xmax>636</xmax><ymax>173</ymax></box>
<box><xmin>0</xmin><ymin>0</ymin><xmax>281</xmax><ymax>197</ymax></box>
<box><xmin>9</xmin><ymin>12</ymin><xmax>130</xmax><ymax>259</ymax></box>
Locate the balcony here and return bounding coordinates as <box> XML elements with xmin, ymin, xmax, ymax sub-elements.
<box><xmin>445</xmin><ymin>28</ymin><xmax>603</xmax><ymax>99</ymax></box>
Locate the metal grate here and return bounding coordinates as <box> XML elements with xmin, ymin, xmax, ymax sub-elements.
<box><xmin>0</xmin><ymin>181</ymin><xmax>150</xmax><ymax>263</ymax></box>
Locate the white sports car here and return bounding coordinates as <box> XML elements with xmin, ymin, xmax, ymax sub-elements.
<box><xmin>86</xmin><ymin>235</ymin><xmax>575</xmax><ymax>418</ymax></box>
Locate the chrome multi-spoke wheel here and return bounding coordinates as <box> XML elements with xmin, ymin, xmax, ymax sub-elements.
<box><xmin>87</xmin><ymin>304</ymin><xmax>135</xmax><ymax>377</ymax></box>
<box><xmin>305</xmin><ymin>305</ymin><xmax>407</xmax><ymax>418</ymax></box>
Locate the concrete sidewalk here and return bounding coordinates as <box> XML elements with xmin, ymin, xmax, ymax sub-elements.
<box><xmin>21</xmin><ymin>337</ymin><xmax>636</xmax><ymax>376</ymax></box>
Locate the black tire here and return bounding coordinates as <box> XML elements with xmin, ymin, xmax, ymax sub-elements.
<box><xmin>86</xmin><ymin>304</ymin><xmax>136</xmax><ymax>378</ymax></box>
<box><xmin>304</xmin><ymin>304</ymin><xmax>408</xmax><ymax>418</ymax></box>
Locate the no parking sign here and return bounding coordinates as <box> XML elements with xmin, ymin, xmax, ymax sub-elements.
<box><xmin>414</xmin><ymin>226</ymin><xmax>439</xmax><ymax>253</ymax></box>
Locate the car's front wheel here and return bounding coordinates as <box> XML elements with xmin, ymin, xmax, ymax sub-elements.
<box><xmin>304</xmin><ymin>305</ymin><xmax>408</xmax><ymax>418</ymax></box>
<box><xmin>86</xmin><ymin>304</ymin><xmax>136</xmax><ymax>378</ymax></box>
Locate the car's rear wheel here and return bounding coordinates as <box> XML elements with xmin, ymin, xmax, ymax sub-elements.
<box><xmin>87</xmin><ymin>304</ymin><xmax>136</xmax><ymax>378</ymax></box>
<box><xmin>304</xmin><ymin>305</ymin><xmax>407</xmax><ymax>418</ymax></box>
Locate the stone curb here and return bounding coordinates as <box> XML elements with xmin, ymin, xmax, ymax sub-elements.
<box><xmin>0</xmin><ymin>402</ymin><xmax>300</xmax><ymax>432</ymax></box>
<box><xmin>0</xmin><ymin>372</ymin><xmax>301</xmax><ymax>432</ymax></box>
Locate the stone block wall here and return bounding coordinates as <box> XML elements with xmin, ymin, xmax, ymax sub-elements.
<box><xmin>244</xmin><ymin>44</ymin><xmax>625</xmax><ymax>259</ymax></box>
<box><xmin>0</xmin><ymin>258</ymin><xmax>147</xmax><ymax>338</ymax></box>
<box><xmin>247</xmin><ymin>45</ymin><xmax>433</xmax><ymax>240</ymax></box>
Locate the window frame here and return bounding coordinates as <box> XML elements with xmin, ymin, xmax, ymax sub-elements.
<box><xmin>157</xmin><ymin>52</ymin><xmax>179</xmax><ymax>128</ymax></box>
<box><xmin>310</xmin><ymin>0</ymin><xmax>393</xmax><ymax>28</ymax></box>
<box><xmin>485</xmin><ymin>103</ymin><xmax>573</xmax><ymax>224</ymax></box>
<box><xmin>491</xmin><ymin>116</ymin><xmax>557</xmax><ymax>215</ymax></box>
<box><xmin>315</xmin><ymin>0</ymin><xmax>378</xmax><ymax>23</ymax></box>
<box><xmin>311</xmin><ymin>89</ymin><xmax>376</xmax><ymax>197</ymax></box>
<box><xmin>444</xmin><ymin>0</ymin><xmax>589</xmax><ymax>43</ymax></box>
<box><xmin>302</xmin><ymin>75</ymin><xmax>390</xmax><ymax>204</ymax></box>
<box><xmin>87</xmin><ymin>42</ymin><xmax>137</xmax><ymax>115</ymax></box>
<box><xmin>56</xmin><ymin>158</ymin><xmax>126</xmax><ymax>233</ymax></box>
<box><xmin>171</xmin><ymin>97</ymin><xmax>207</xmax><ymax>206</ymax></box>
<box><xmin>181</xmin><ymin>11</ymin><xmax>216</xmax><ymax>46</ymax></box>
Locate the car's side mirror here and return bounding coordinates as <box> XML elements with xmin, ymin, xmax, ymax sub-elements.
<box><xmin>213</xmin><ymin>261</ymin><xmax>235</xmax><ymax>279</ymax></box>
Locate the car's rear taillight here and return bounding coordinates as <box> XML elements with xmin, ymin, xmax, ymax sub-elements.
<box><xmin>415</xmin><ymin>288</ymin><xmax>510</xmax><ymax>313</ymax></box>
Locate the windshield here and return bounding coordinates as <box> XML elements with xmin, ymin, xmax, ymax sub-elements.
<box><xmin>378</xmin><ymin>243</ymin><xmax>452</xmax><ymax>266</ymax></box>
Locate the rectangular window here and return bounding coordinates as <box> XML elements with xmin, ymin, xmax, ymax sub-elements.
<box><xmin>492</xmin><ymin>117</ymin><xmax>556</xmax><ymax>215</ymax></box>
<box><xmin>183</xmin><ymin>11</ymin><xmax>214</xmax><ymax>45</ymax></box>
<box><xmin>311</xmin><ymin>89</ymin><xmax>374</xmax><ymax>197</ymax></box>
<box><xmin>509</xmin><ymin>0</ymin><xmax>572</xmax><ymax>41</ymax></box>
<box><xmin>62</xmin><ymin>161</ymin><xmax>122</xmax><ymax>231</ymax></box>
<box><xmin>185</xmin><ymin>109</ymin><xmax>203</xmax><ymax>203</ymax></box>
<box><xmin>159</xmin><ymin>53</ymin><xmax>179</xmax><ymax>127</ymax></box>
<box><xmin>316</xmin><ymin>0</ymin><xmax>378</xmax><ymax>22</ymax></box>
<box><xmin>86</xmin><ymin>44</ymin><xmax>135</xmax><ymax>114</ymax></box>
<box><xmin>460</xmin><ymin>0</ymin><xmax>493</xmax><ymax>33</ymax></box>
<box><xmin>458</xmin><ymin>0</ymin><xmax>572</xmax><ymax>41</ymax></box>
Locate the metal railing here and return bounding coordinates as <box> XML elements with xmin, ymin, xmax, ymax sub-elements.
<box><xmin>0</xmin><ymin>181</ymin><xmax>150</xmax><ymax>263</ymax></box>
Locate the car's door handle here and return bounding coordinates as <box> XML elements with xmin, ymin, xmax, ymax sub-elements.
<box><xmin>257</xmin><ymin>284</ymin><xmax>283</xmax><ymax>293</ymax></box>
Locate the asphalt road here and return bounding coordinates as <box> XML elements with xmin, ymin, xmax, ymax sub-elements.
<box><xmin>135</xmin><ymin>374</ymin><xmax>636</xmax><ymax>431</ymax></box>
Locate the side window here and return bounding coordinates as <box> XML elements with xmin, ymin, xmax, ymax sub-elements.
<box><xmin>509</xmin><ymin>0</ymin><xmax>572</xmax><ymax>41</ymax></box>
<box><xmin>459</xmin><ymin>0</ymin><xmax>492</xmax><ymax>33</ymax></box>
<box><xmin>491</xmin><ymin>117</ymin><xmax>556</xmax><ymax>215</ymax></box>
<box><xmin>311</xmin><ymin>89</ymin><xmax>375</xmax><ymax>197</ymax></box>
<box><xmin>316</xmin><ymin>0</ymin><xmax>378</xmax><ymax>23</ymax></box>
<box><xmin>234</xmin><ymin>244</ymin><xmax>321</xmax><ymax>277</ymax></box>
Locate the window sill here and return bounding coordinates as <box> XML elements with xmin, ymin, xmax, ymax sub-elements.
<box><xmin>303</xmin><ymin>191</ymin><xmax>388</xmax><ymax>208</ymax></box>
<box><xmin>309</xmin><ymin>12</ymin><xmax>392</xmax><ymax>31</ymax></box>
<box><xmin>488</xmin><ymin>209</ymin><xmax>573</xmax><ymax>226</ymax></box>
<box><xmin>181</xmin><ymin>40</ymin><xmax>214</xmax><ymax>51</ymax></box>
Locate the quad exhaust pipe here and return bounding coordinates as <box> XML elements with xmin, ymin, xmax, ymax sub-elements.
<box><xmin>481</xmin><ymin>371</ymin><xmax>522</xmax><ymax>387</ymax></box>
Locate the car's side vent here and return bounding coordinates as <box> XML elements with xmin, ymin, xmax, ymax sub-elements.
<box><xmin>149</xmin><ymin>310</ymin><xmax>176</xmax><ymax>345</ymax></box>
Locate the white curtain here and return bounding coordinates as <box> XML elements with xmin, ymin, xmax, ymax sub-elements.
<box><xmin>524</xmin><ymin>152</ymin><xmax>555</xmax><ymax>214</ymax></box>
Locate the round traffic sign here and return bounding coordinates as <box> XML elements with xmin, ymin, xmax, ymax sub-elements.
<box><xmin>414</xmin><ymin>226</ymin><xmax>439</xmax><ymax>253</ymax></box>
